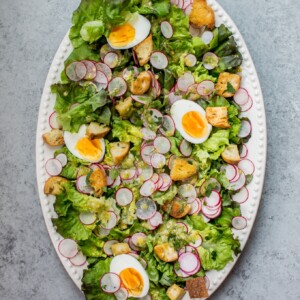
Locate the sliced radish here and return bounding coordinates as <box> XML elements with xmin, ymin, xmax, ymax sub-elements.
<box><xmin>176</xmin><ymin>0</ymin><xmax>184</xmax><ymax>8</ymax></box>
<box><xmin>141</xmin><ymin>145</ymin><xmax>155</xmax><ymax>166</ymax></box>
<box><xmin>79</xmin><ymin>212</ymin><xmax>97</xmax><ymax>225</ymax></box>
<box><xmin>205</xmin><ymin>276</ymin><xmax>210</xmax><ymax>289</ymax></box>
<box><xmin>234</xmin><ymin>88</ymin><xmax>249</xmax><ymax>106</ymax></box>
<box><xmin>97</xmin><ymin>227</ymin><xmax>111</xmax><ymax>237</ymax></box>
<box><xmin>168</xmin><ymin>155</ymin><xmax>177</xmax><ymax>169</ymax></box>
<box><xmin>114</xmin><ymin>287</ymin><xmax>129</xmax><ymax>300</ymax></box>
<box><xmin>120</xmin><ymin>168</ymin><xmax>136</xmax><ymax>180</ymax></box>
<box><xmin>55</xmin><ymin>153</ymin><xmax>67</xmax><ymax>167</ymax></box>
<box><xmin>49</xmin><ymin>111</ymin><xmax>61</xmax><ymax>129</ymax></box>
<box><xmin>45</xmin><ymin>158</ymin><xmax>62</xmax><ymax>176</ymax></box>
<box><xmin>131</xmin><ymin>233</ymin><xmax>147</xmax><ymax>248</ymax></box>
<box><xmin>94</xmin><ymin>71</ymin><xmax>108</xmax><ymax>90</ymax></box>
<box><xmin>69</xmin><ymin>251</ymin><xmax>86</xmax><ymax>266</ymax></box>
<box><xmin>100</xmin><ymin>44</ymin><xmax>114</xmax><ymax>61</ymax></box>
<box><xmin>58</xmin><ymin>239</ymin><xmax>78</xmax><ymax>258</ymax></box>
<box><xmin>238</xmin><ymin>120</ymin><xmax>252</xmax><ymax>138</ymax></box>
<box><xmin>228</xmin><ymin>171</ymin><xmax>246</xmax><ymax>191</ymax></box>
<box><xmin>76</xmin><ymin>175</ymin><xmax>93</xmax><ymax>194</ymax></box>
<box><xmin>103</xmin><ymin>240</ymin><xmax>119</xmax><ymax>256</ymax></box>
<box><xmin>139</xmin><ymin>166</ymin><xmax>154</xmax><ymax>182</ymax></box>
<box><xmin>238</xmin><ymin>159</ymin><xmax>255</xmax><ymax>175</ymax></box>
<box><xmin>189</xmin><ymin>234</ymin><xmax>203</xmax><ymax>248</ymax></box>
<box><xmin>140</xmin><ymin>180</ymin><xmax>156</xmax><ymax>197</ymax></box>
<box><xmin>202</xmin><ymin>205</ymin><xmax>222</xmax><ymax>219</ymax></box>
<box><xmin>106</xmin><ymin>170</ymin><xmax>116</xmax><ymax>187</ymax></box>
<box><xmin>95</xmin><ymin>62</ymin><xmax>112</xmax><ymax>81</ymax></box>
<box><xmin>184</xmin><ymin>4</ymin><xmax>192</xmax><ymax>16</ymax></box>
<box><xmin>102</xmin><ymin>211</ymin><xmax>118</xmax><ymax>230</ymax></box>
<box><xmin>184</xmin><ymin>54</ymin><xmax>197</xmax><ymax>67</ymax></box>
<box><xmin>151</xmin><ymin>153</ymin><xmax>166</xmax><ymax>169</ymax></box>
<box><xmin>189</xmin><ymin>24</ymin><xmax>203</xmax><ymax>36</ymax></box>
<box><xmin>153</xmin><ymin>136</ymin><xmax>171</xmax><ymax>154</ymax></box>
<box><xmin>122</xmin><ymin>66</ymin><xmax>139</xmax><ymax>81</ymax></box>
<box><xmin>188</xmin><ymin>198</ymin><xmax>202</xmax><ymax>215</ymax></box>
<box><xmin>149</xmin><ymin>211</ymin><xmax>163</xmax><ymax>227</ymax></box>
<box><xmin>240</xmin><ymin>95</ymin><xmax>253</xmax><ymax>112</ymax></box>
<box><xmin>159</xmin><ymin>173</ymin><xmax>172</xmax><ymax>190</ymax></box>
<box><xmin>123</xmin><ymin>237</ymin><xmax>130</xmax><ymax>244</ymax></box>
<box><xmin>203</xmin><ymin>191</ymin><xmax>221</xmax><ymax>208</ymax></box>
<box><xmin>197</xmin><ymin>80</ymin><xmax>215</xmax><ymax>97</ymax></box>
<box><xmin>116</xmin><ymin>188</ymin><xmax>133</xmax><ymax>206</ymax></box>
<box><xmin>240</xmin><ymin>144</ymin><xmax>248</xmax><ymax>159</ymax></box>
<box><xmin>136</xmin><ymin>197</ymin><xmax>157</xmax><ymax>220</ymax></box>
<box><xmin>103</xmin><ymin>52</ymin><xmax>119</xmax><ymax>69</ymax></box>
<box><xmin>232</xmin><ymin>216</ymin><xmax>247</xmax><ymax>230</ymax></box>
<box><xmin>150</xmin><ymin>173</ymin><xmax>160</xmax><ymax>184</ymax></box>
<box><xmin>179</xmin><ymin>252</ymin><xmax>200</xmax><ymax>275</ymax></box>
<box><xmin>160</xmin><ymin>21</ymin><xmax>173</xmax><ymax>39</ymax></box>
<box><xmin>178</xmin><ymin>245</ymin><xmax>198</xmax><ymax>257</ymax></box>
<box><xmin>178</xmin><ymin>184</ymin><xmax>197</xmax><ymax>201</ymax></box>
<box><xmin>131</xmin><ymin>95</ymin><xmax>148</xmax><ymax>105</ymax></box>
<box><xmin>221</xmin><ymin>164</ymin><xmax>237</xmax><ymax>181</ymax></box>
<box><xmin>182</xmin><ymin>0</ymin><xmax>191</xmax><ymax>9</ymax></box>
<box><xmin>108</xmin><ymin>77</ymin><xmax>127</xmax><ymax>97</ymax></box>
<box><xmin>231</xmin><ymin>186</ymin><xmax>249</xmax><ymax>204</ymax></box>
<box><xmin>179</xmin><ymin>139</ymin><xmax>192</xmax><ymax>157</ymax></box>
<box><xmin>176</xmin><ymin>222</ymin><xmax>189</xmax><ymax>233</ymax></box>
<box><xmin>111</xmin><ymin>175</ymin><xmax>121</xmax><ymax>188</ymax></box>
<box><xmin>150</xmin><ymin>51</ymin><xmax>168</xmax><ymax>69</ymax></box>
<box><xmin>201</xmin><ymin>31</ymin><xmax>214</xmax><ymax>45</ymax></box>
<box><xmin>147</xmin><ymin>109</ymin><xmax>163</xmax><ymax>125</ymax></box>
<box><xmin>66</xmin><ymin>61</ymin><xmax>86</xmax><ymax>81</ymax></box>
<box><xmin>168</xmin><ymin>92</ymin><xmax>182</xmax><ymax>105</ymax></box>
<box><xmin>177</xmin><ymin>73</ymin><xmax>195</xmax><ymax>92</ymax></box>
<box><xmin>82</xmin><ymin>60</ymin><xmax>97</xmax><ymax>80</ymax></box>
<box><xmin>159</xmin><ymin>115</ymin><xmax>176</xmax><ymax>137</ymax></box>
<box><xmin>141</xmin><ymin>128</ymin><xmax>156</xmax><ymax>141</ymax></box>
<box><xmin>202</xmin><ymin>52</ymin><xmax>219</xmax><ymax>70</ymax></box>
<box><xmin>174</xmin><ymin>266</ymin><xmax>190</xmax><ymax>278</ymax></box>
<box><xmin>100</xmin><ymin>273</ymin><xmax>121</xmax><ymax>294</ymax></box>
<box><xmin>199</xmin><ymin>178</ymin><xmax>221</xmax><ymax>195</ymax></box>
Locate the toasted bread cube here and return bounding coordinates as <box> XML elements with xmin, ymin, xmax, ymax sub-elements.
<box><xmin>186</xmin><ymin>277</ymin><xmax>209</xmax><ymax>298</ymax></box>
<box><xmin>170</xmin><ymin>158</ymin><xmax>197</xmax><ymax>181</ymax></box>
<box><xmin>221</xmin><ymin>144</ymin><xmax>240</xmax><ymax>164</ymax></box>
<box><xmin>129</xmin><ymin>71</ymin><xmax>152</xmax><ymax>95</ymax></box>
<box><xmin>162</xmin><ymin>200</ymin><xmax>191</xmax><ymax>219</ymax></box>
<box><xmin>189</xmin><ymin>0</ymin><xmax>215</xmax><ymax>30</ymax></box>
<box><xmin>44</xmin><ymin>176</ymin><xmax>68</xmax><ymax>195</ymax></box>
<box><xmin>115</xmin><ymin>97</ymin><xmax>133</xmax><ymax>118</ymax></box>
<box><xmin>216</xmin><ymin>72</ymin><xmax>241</xmax><ymax>98</ymax></box>
<box><xmin>167</xmin><ymin>284</ymin><xmax>186</xmax><ymax>300</ymax></box>
<box><xmin>110</xmin><ymin>142</ymin><xmax>130</xmax><ymax>165</ymax></box>
<box><xmin>206</xmin><ymin>107</ymin><xmax>230</xmax><ymax>129</ymax></box>
<box><xmin>42</xmin><ymin>129</ymin><xmax>64</xmax><ymax>146</ymax></box>
<box><xmin>89</xmin><ymin>168</ymin><xmax>107</xmax><ymax>196</ymax></box>
<box><xmin>111</xmin><ymin>243</ymin><xmax>131</xmax><ymax>256</ymax></box>
<box><xmin>86</xmin><ymin>122</ymin><xmax>110</xmax><ymax>139</ymax></box>
<box><xmin>133</xmin><ymin>34</ymin><xmax>153</xmax><ymax>66</ymax></box>
<box><xmin>154</xmin><ymin>243</ymin><xmax>178</xmax><ymax>262</ymax></box>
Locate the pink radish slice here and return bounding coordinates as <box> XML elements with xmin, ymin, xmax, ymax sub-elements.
<box><xmin>159</xmin><ymin>115</ymin><xmax>176</xmax><ymax>137</ymax></box>
<box><xmin>147</xmin><ymin>221</ymin><xmax>157</xmax><ymax>230</ymax></box>
<box><xmin>188</xmin><ymin>198</ymin><xmax>202</xmax><ymax>215</ymax></box>
<box><xmin>141</xmin><ymin>145</ymin><xmax>155</xmax><ymax>165</ymax></box>
<box><xmin>148</xmin><ymin>108</ymin><xmax>163</xmax><ymax>125</ymax></box>
<box><xmin>139</xmin><ymin>166</ymin><xmax>154</xmax><ymax>182</ymax></box>
<box><xmin>202</xmin><ymin>52</ymin><xmax>219</xmax><ymax>70</ymax></box>
<box><xmin>66</xmin><ymin>62</ymin><xmax>86</xmax><ymax>81</ymax></box>
<box><xmin>203</xmin><ymin>191</ymin><xmax>221</xmax><ymax>208</ymax></box>
<box><xmin>151</xmin><ymin>153</ymin><xmax>166</xmax><ymax>168</ymax></box>
<box><xmin>103</xmin><ymin>240</ymin><xmax>119</xmax><ymax>256</ymax></box>
<box><xmin>76</xmin><ymin>175</ymin><xmax>93</xmax><ymax>194</ymax></box>
<box><xmin>122</xmin><ymin>66</ymin><xmax>139</xmax><ymax>81</ymax></box>
<box><xmin>160</xmin><ymin>21</ymin><xmax>173</xmax><ymax>39</ymax></box>
<box><xmin>108</xmin><ymin>77</ymin><xmax>127</xmax><ymax>97</ymax></box>
<box><xmin>234</xmin><ymin>88</ymin><xmax>249</xmax><ymax>106</ymax></box>
<box><xmin>197</xmin><ymin>80</ymin><xmax>215</xmax><ymax>96</ymax></box>
<box><xmin>168</xmin><ymin>92</ymin><xmax>182</xmax><ymax>105</ymax></box>
<box><xmin>94</xmin><ymin>71</ymin><xmax>108</xmax><ymax>89</ymax></box>
<box><xmin>58</xmin><ymin>239</ymin><xmax>78</xmax><ymax>258</ymax></box>
<box><xmin>229</xmin><ymin>165</ymin><xmax>241</xmax><ymax>182</ymax></box>
<box><xmin>120</xmin><ymin>168</ymin><xmax>136</xmax><ymax>180</ymax></box>
<box><xmin>202</xmin><ymin>205</ymin><xmax>222</xmax><ymax>219</ymax></box>
<box><xmin>129</xmin><ymin>238</ymin><xmax>140</xmax><ymax>251</ymax></box>
<box><xmin>231</xmin><ymin>186</ymin><xmax>249</xmax><ymax>204</ymax></box>
<box><xmin>179</xmin><ymin>139</ymin><xmax>192</xmax><ymax>157</ymax></box>
<box><xmin>102</xmin><ymin>211</ymin><xmax>118</xmax><ymax>230</ymax></box>
<box><xmin>189</xmin><ymin>24</ymin><xmax>202</xmax><ymax>36</ymax></box>
<box><xmin>79</xmin><ymin>212</ymin><xmax>97</xmax><ymax>225</ymax></box>
<box><xmin>114</xmin><ymin>287</ymin><xmax>129</xmax><ymax>300</ymax></box>
<box><xmin>49</xmin><ymin>111</ymin><xmax>61</xmax><ymax>129</ymax></box>
<box><xmin>55</xmin><ymin>153</ymin><xmax>67</xmax><ymax>167</ymax></box>
<box><xmin>154</xmin><ymin>136</ymin><xmax>171</xmax><ymax>154</ymax></box>
<box><xmin>98</xmin><ymin>227</ymin><xmax>111</xmax><ymax>237</ymax></box>
<box><xmin>174</xmin><ymin>266</ymin><xmax>190</xmax><ymax>278</ymax></box>
<box><xmin>106</xmin><ymin>172</ymin><xmax>115</xmax><ymax>187</ymax></box>
<box><xmin>150</xmin><ymin>173</ymin><xmax>160</xmax><ymax>184</ymax></box>
<box><xmin>116</xmin><ymin>188</ymin><xmax>133</xmax><ymax>206</ymax></box>
<box><xmin>131</xmin><ymin>95</ymin><xmax>148</xmax><ymax>105</ymax></box>
<box><xmin>240</xmin><ymin>95</ymin><xmax>253</xmax><ymax>112</ymax></box>
<box><xmin>103</xmin><ymin>52</ymin><xmax>119</xmax><ymax>68</ymax></box>
<box><xmin>150</xmin><ymin>51</ymin><xmax>168</xmax><ymax>69</ymax></box>
<box><xmin>205</xmin><ymin>276</ymin><xmax>210</xmax><ymax>289</ymax></box>
<box><xmin>136</xmin><ymin>197</ymin><xmax>157</xmax><ymax>220</ymax></box>
<box><xmin>177</xmin><ymin>72</ymin><xmax>195</xmax><ymax>92</ymax></box>
<box><xmin>182</xmin><ymin>0</ymin><xmax>191</xmax><ymax>9</ymax></box>
<box><xmin>176</xmin><ymin>0</ymin><xmax>184</xmax><ymax>8</ymax></box>
<box><xmin>189</xmin><ymin>234</ymin><xmax>203</xmax><ymax>248</ymax></box>
<box><xmin>131</xmin><ymin>233</ymin><xmax>147</xmax><ymax>247</ymax></box>
<box><xmin>178</xmin><ymin>245</ymin><xmax>198</xmax><ymax>256</ymax></box>
<box><xmin>179</xmin><ymin>252</ymin><xmax>200</xmax><ymax>274</ymax></box>
<box><xmin>184</xmin><ymin>4</ymin><xmax>192</xmax><ymax>16</ymax></box>
<box><xmin>140</xmin><ymin>180</ymin><xmax>156</xmax><ymax>196</ymax></box>
<box><xmin>221</xmin><ymin>164</ymin><xmax>237</xmax><ymax>181</ymax></box>
<box><xmin>141</xmin><ymin>128</ymin><xmax>156</xmax><ymax>140</ymax></box>
<box><xmin>155</xmin><ymin>175</ymin><xmax>164</xmax><ymax>190</ymax></box>
<box><xmin>111</xmin><ymin>175</ymin><xmax>121</xmax><ymax>188</ymax></box>
<box><xmin>184</xmin><ymin>54</ymin><xmax>197</xmax><ymax>67</ymax></box>
<box><xmin>69</xmin><ymin>251</ymin><xmax>86</xmax><ymax>266</ymax></box>
<box><xmin>238</xmin><ymin>120</ymin><xmax>252</xmax><ymax>138</ymax></box>
<box><xmin>168</xmin><ymin>155</ymin><xmax>177</xmax><ymax>169</ymax></box>
<box><xmin>199</xmin><ymin>178</ymin><xmax>221</xmax><ymax>195</ymax></box>
<box><xmin>132</xmin><ymin>49</ymin><xmax>139</xmax><ymax>65</ymax></box>
<box><xmin>100</xmin><ymin>44</ymin><xmax>114</xmax><ymax>61</ymax></box>
<box><xmin>123</xmin><ymin>237</ymin><xmax>130</xmax><ymax>244</ymax></box>
<box><xmin>149</xmin><ymin>211</ymin><xmax>163</xmax><ymax>227</ymax></box>
<box><xmin>201</xmin><ymin>31</ymin><xmax>214</xmax><ymax>44</ymax></box>
<box><xmin>45</xmin><ymin>158</ymin><xmax>62</xmax><ymax>176</ymax></box>
<box><xmin>100</xmin><ymin>273</ymin><xmax>121</xmax><ymax>294</ymax></box>
<box><xmin>238</xmin><ymin>159</ymin><xmax>255</xmax><ymax>175</ymax></box>
<box><xmin>159</xmin><ymin>173</ymin><xmax>172</xmax><ymax>190</ymax></box>
<box><xmin>240</xmin><ymin>144</ymin><xmax>248</xmax><ymax>159</ymax></box>
<box><xmin>176</xmin><ymin>222</ymin><xmax>189</xmax><ymax>233</ymax></box>
<box><xmin>201</xmin><ymin>213</ymin><xmax>211</xmax><ymax>223</ymax></box>
<box><xmin>82</xmin><ymin>60</ymin><xmax>97</xmax><ymax>80</ymax></box>
<box><xmin>178</xmin><ymin>184</ymin><xmax>197</xmax><ymax>201</ymax></box>
<box><xmin>229</xmin><ymin>171</ymin><xmax>246</xmax><ymax>191</ymax></box>
<box><xmin>232</xmin><ymin>216</ymin><xmax>247</xmax><ymax>230</ymax></box>
<box><xmin>95</xmin><ymin>62</ymin><xmax>112</xmax><ymax>81</ymax></box>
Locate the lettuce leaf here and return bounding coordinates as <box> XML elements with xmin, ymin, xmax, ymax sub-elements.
<box><xmin>202</xmin><ymin>130</ymin><xmax>229</xmax><ymax>152</ymax></box>
<box><xmin>112</xmin><ymin>118</ymin><xmax>143</xmax><ymax>144</ymax></box>
<box><xmin>152</xmin><ymin>185</ymin><xmax>178</xmax><ymax>205</ymax></box>
<box><xmin>79</xmin><ymin>235</ymin><xmax>106</xmax><ymax>257</ymax></box>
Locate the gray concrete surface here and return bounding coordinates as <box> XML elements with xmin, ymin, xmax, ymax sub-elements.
<box><xmin>0</xmin><ymin>0</ymin><xmax>299</xmax><ymax>299</ymax></box>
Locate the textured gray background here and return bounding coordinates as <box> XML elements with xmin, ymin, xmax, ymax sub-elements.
<box><xmin>0</xmin><ymin>0</ymin><xmax>299</xmax><ymax>299</ymax></box>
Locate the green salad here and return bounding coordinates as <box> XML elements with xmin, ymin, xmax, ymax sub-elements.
<box><xmin>42</xmin><ymin>0</ymin><xmax>255</xmax><ymax>299</ymax></box>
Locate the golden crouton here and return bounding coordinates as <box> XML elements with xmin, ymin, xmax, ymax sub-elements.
<box><xmin>115</xmin><ymin>97</ymin><xmax>133</xmax><ymax>118</ymax></box>
<box><xmin>216</xmin><ymin>72</ymin><xmax>241</xmax><ymax>98</ymax></box>
<box><xmin>133</xmin><ymin>34</ymin><xmax>153</xmax><ymax>66</ymax></box>
<box><xmin>167</xmin><ymin>284</ymin><xmax>186</xmax><ymax>300</ymax></box>
<box><xmin>221</xmin><ymin>144</ymin><xmax>240</xmax><ymax>164</ymax></box>
<box><xmin>110</xmin><ymin>142</ymin><xmax>130</xmax><ymax>165</ymax></box>
<box><xmin>170</xmin><ymin>158</ymin><xmax>197</xmax><ymax>181</ymax></box>
<box><xmin>186</xmin><ymin>277</ymin><xmax>209</xmax><ymax>299</ymax></box>
<box><xmin>162</xmin><ymin>199</ymin><xmax>191</xmax><ymax>219</ymax></box>
<box><xmin>44</xmin><ymin>176</ymin><xmax>68</xmax><ymax>195</ymax></box>
<box><xmin>129</xmin><ymin>71</ymin><xmax>152</xmax><ymax>95</ymax></box>
<box><xmin>86</xmin><ymin>122</ymin><xmax>110</xmax><ymax>139</ymax></box>
<box><xmin>42</xmin><ymin>129</ymin><xmax>64</xmax><ymax>146</ymax></box>
<box><xmin>88</xmin><ymin>168</ymin><xmax>107</xmax><ymax>196</ymax></box>
<box><xmin>154</xmin><ymin>243</ymin><xmax>178</xmax><ymax>262</ymax></box>
<box><xmin>206</xmin><ymin>107</ymin><xmax>230</xmax><ymax>129</ymax></box>
<box><xmin>189</xmin><ymin>0</ymin><xmax>215</xmax><ymax>30</ymax></box>
<box><xmin>111</xmin><ymin>243</ymin><xmax>131</xmax><ymax>256</ymax></box>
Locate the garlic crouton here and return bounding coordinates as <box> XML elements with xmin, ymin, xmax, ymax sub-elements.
<box><xmin>133</xmin><ymin>34</ymin><xmax>153</xmax><ymax>66</ymax></box>
<box><xmin>115</xmin><ymin>97</ymin><xmax>133</xmax><ymax>118</ymax></box>
<box><xmin>110</xmin><ymin>142</ymin><xmax>130</xmax><ymax>165</ymax></box>
<box><xmin>170</xmin><ymin>158</ymin><xmax>197</xmax><ymax>181</ymax></box>
<box><xmin>186</xmin><ymin>277</ymin><xmax>209</xmax><ymax>299</ymax></box>
<box><xmin>189</xmin><ymin>0</ymin><xmax>215</xmax><ymax>30</ymax></box>
<box><xmin>154</xmin><ymin>243</ymin><xmax>178</xmax><ymax>262</ymax></box>
<box><xmin>44</xmin><ymin>176</ymin><xmax>68</xmax><ymax>195</ymax></box>
<box><xmin>167</xmin><ymin>284</ymin><xmax>186</xmax><ymax>300</ymax></box>
<box><xmin>86</xmin><ymin>122</ymin><xmax>110</xmax><ymax>139</ymax></box>
<box><xmin>111</xmin><ymin>243</ymin><xmax>131</xmax><ymax>256</ymax></box>
<box><xmin>43</xmin><ymin>129</ymin><xmax>64</xmax><ymax>146</ymax></box>
<box><xmin>162</xmin><ymin>199</ymin><xmax>191</xmax><ymax>219</ymax></box>
<box><xmin>206</xmin><ymin>107</ymin><xmax>230</xmax><ymax>129</ymax></box>
<box><xmin>221</xmin><ymin>144</ymin><xmax>240</xmax><ymax>164</ymax></box>
<box><xmin>89</xmin><ymin>168</ymin><xmax>107</xmax><ymax>196</ymax></box>
<box><xmin>216</xmin><ymin>72</ymin><xmax>241</xmax><ymax>98</ymax></box>
<box><xmin>129</xmin><ymin>71</ymin><xmax>152</xmax><ymax>95</ymax></box>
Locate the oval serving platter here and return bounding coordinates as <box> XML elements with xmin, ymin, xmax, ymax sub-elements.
<box><xmin>36</xmin><ymin>0</ymin><xmax>267</xmax><ymax>298</ymax></box>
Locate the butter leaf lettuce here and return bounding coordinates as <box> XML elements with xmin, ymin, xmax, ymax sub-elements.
<box><xmin>151</xmin><ymin>185</ymin><xmax>178</xmax><ymax>205</ymax></box>
<box><xmin>134</xmin><ymin>0</ymin><xmax>170</xmax><ymax>17</ymax></box>
<box><xmin>112</xmin><ymin>118</ymin><xmax>143</xmax><ymax>144</ymax></box>
<box><xmin>79</xmin><ymin>235</ymin><xmax>106</xmax><ymax>257</ymax></box>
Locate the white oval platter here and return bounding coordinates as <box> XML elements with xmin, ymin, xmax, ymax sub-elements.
<box><xmin>36</xmin><ymin>0</ymin><xmax>267</xmax><ymax>298</ymax></box>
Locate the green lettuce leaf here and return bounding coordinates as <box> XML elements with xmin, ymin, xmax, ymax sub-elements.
<box><xmin>152</xmin><ymin>185</ymin><xmax>178</xmax><ymax>205</ymax></box>
<box><xmin>112</xmin><ymin>118</ymin><xmax>143</xmax><ymax>144</ymax></box>
<box><xmin>202</xmin><ymin>130</ymin><xmax>229</xmax><ymax>152</ymax></box>
<box><xmin>79</xmin><ymin>235</ymin><xmax>106</xmax><ymax>257</ymax></box>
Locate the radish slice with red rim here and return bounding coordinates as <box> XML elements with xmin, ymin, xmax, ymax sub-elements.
<box><xmin>49</xmin><ymin>111</ymin><xmax>61</xmax><ymax>129</ymax></box>
<box><xmin>231</xmin><ymin>186</ymin><xmax>249</xmax><ymax>204</ymax></box>
<box><xmin>240</xmin><ymin>95</ymin><xmax>253</xmax><ymax>112</ymax></box>
<box><xmin>76</xmin><ymin>175</ymin><xmax>93</xmax><ymax>194</ymax></box>
<box><xmin>69</xmin><ymin>251</ymin><xmax>86</xmax><ymax>266</ymax></box>
<box><xmin>150</xmin><ymin>173</ymin><xmax>160</xmax><ymax>184</ymax></box>
<box><xmin>131</xmin><ymin>233</ymin><xmax>147</xmax><ymax>248</ymax></box>
<box><xmin>179</xmin><ymin>252</ymin><xmax>200</xmax><ymax>275</ymax></box>
<box><xmin>102</xmin><ymin>211</ymin><xmax>118</xmax><ymax>229</ymax></box>
<box><xmin>189</xmin><ymin>24</ymin><xmax>203</xmax><ymax>36</ymax></box>
<box><xmin>151</xmin><ymin>153</ymin><xmax>166</xmax><ymax>168</ymax></box>
<box><xmin>95</xmin><ymin>62</ymin><xmax>112</xmax><ymax>81</ymax></box>
<box><xmin>120</xmin><ymin>168</ymin><xmax>136</xmax><ymax>180</ymax></box>
<box><xmin>141</xmin><ymin>128</ymin><xmax>156</xmax><ymax>140</ymax></box>
<box><xmin>203</xmin><ymin>190</ymin><xmax>221</xmax><ymax>208</ymax></box>
<box><xmin>240</xmin><ymin>144</ymin><xmax>248</xmax><ymax>158</ymax></box>
<box><xmin>159</xmin><ymin>173</ymin><xmax>172</xmax><ymax>190</ymax></box>
<box><xmin>202</xmin><ymin>52</ymin><xmax>219</xmax><ymax>70</ymax></box>
<box><xmin>204</xmin><ymin>276</ymin><xmax>210</xmax><ymax>289</ymax></box>
<box><xmin>184</xmin><ymin>54</ymin><xmax>197</xmax><ymax>67</ymax></box>
<box><xmin>103</xmin><ymin>240</ymin><xmax>119</xmax><ymax>256</ymax></box>
<box><xmin>189</xmin><ymin>234</ymin><xmax>203</xmax><ymax>248</ymax></box>
<box><xmin>182</xmin><ymin>0</ymin><xmax>191</xmax><ymax>9</ymax></box>
<box><xmin>232</xmin><ymin>216</ymin><xmax>247</xmax><ymax>230</ymax></box>
<box><xmin>131</xmin><ymin>95</ymin><xmax>148</xmax><ymax>105</ymax></box>
<box><xmin>168</xmin><ymin>92</ymin><xmax>182</xmax><ymax>105</ymax></box>
<box><xmin>178</xmin><ymin>245</ymin><xmax>198</xmax><ymax>256</ymax></box>
<box><xmin>139</xmin><ymin>166</ymin><xmax>154</xmax><ymax>182</ymax></box>
<box><xmin>234</xmin><ymin>88</ymin><xmax>249</xmax><ymax>106</ymax></box>
<box><xmin>229</xmin><ymin>165</ymin><xmax>241</xmax><ymax>182</ymax></box>
<box><xmin>149</xmin><ymin>211</ymin><xmax>163</xmax><ymax>227</ymax></box>
<box><xmin>82</xmin><ymin>60</ymin><xmax>97</xmax><ymax>80</ymax></box>
<box><xmin>168</xmin><ymin>155</ymin><xmax>177</xmax><ymax>169</ymax></box>
<box><xmin>188</xmin><ymin>198</ymin><xmax>202</xmax><ymax>215</ymax></box>
<box><xmin>201</xmin><ymin>31</ymin><xmax>214</xmax><ymax>45</ymax></box>
<box><xmin>155</xmin><ymin>176</ymin><xmax>164</xmax><ymax>190</ymax></box>
<box><xmin>238</xmin><ymin>159</ymin><xmax>255</xmax><ymax>175</ymax></box>
<box><xmin>108</xmin><ymin>77</ymin><xmax>127</xmax><ymax>97</ymax></box>
<box><xmin>202</xmin><ymin>205</ymin><xmax>222</xmax><ymax>219</ymax></box>
<box><xmin>238</xmin><ymin>120</ymin><xmax>252</xmax><ymax>138</ymax></box>
<box><xmin>136</xmin><ymin>197</ymin><xmax>157</xmax><ymax>220</ymax></box>
<box><xmin>199</xmin><ymin>178</ymin><xmax>221</xmax><ymax>195</ymax></box>
<box><xmin>111</xmin><ymin>175</ymin><xmax>121</xmax><ymax>188</ymax></box>
<box><xmin>150</xmin><ymin>51</ymin><xmax>168</xmax><ymax>69</ymax></box>
<box><xmin>100</xmin><ymin>44</ymin><xmax>114</xmax><ymax>60</ymax></box>
<box><xmin>66</xmin><ymin>61</ymin><xmax>86</xmax><ymax>81</ymax></box>
<box><xmin>123</xmin><ymin>237</ymin><xmax>130</xmax><ymax>244</ymax></box>
<box><xmin>116</xmin><ymin>188</ymin><xmax>133</xmax><ymax>206</ymax></box>
<box><xmin>45</xmin><ymin>158</ymin><xmax>62</xmax><ymax>176</ymax></box>
<box><xmin>147</xmin><ymin>108</ymin><xmax>163</xmax><ymax>126</ymax></box>
<box><xmin>79</xmin><ymin>212</ymin><xmax>97</xmax><ymax>225</ymax></box>
<box><xmin>114</xmin><ymin>287</ymin><xmax>129</xmax><ymax>300</ymax></box>
<box><xmin>97</xmin><ymin>227</ymin><xmax>111</xmax><ymax>237</ymax></box>
<box><xmin>197</xmin><ymin>80</ymin><xmax>215</xmax><ymax>96</ymax></box>
<box><xmin>160</xmin><ymin>21</ymin><xmax>173</xmax><ymax>39</ymax></box>
<box><xmin>100</xmin><ymin>273</ymin><xmax>121</xmax><ymax>294</ymax></box>
<box><xmin>184</xmin><ymin>4</ymin><xmax>192</xmax><ymax>16</ymax></box>
<box><xmin>179</xmin><ymin>139</ymin><xmax>192</xmax><ymax>157</ymax></box>
<box><xmin>176</xmin><ymin>221</ymin><xmax>189</xmax><ymax>233</ymax></box>
<box><xmin>159</xmin><ymin>115</ymin><xmax>176</xmax><ymax>137</ymax></box>
<box><xmin>174</xmin><ymin>266</ymin><xmax>190</xmax><ymax>278</ymax></box>
<box><xmin>58</xmin><ymin>239</ymin><xmax>78</xmax><ymax>258</ymax></box>
<box><xmin>221</xmin><ymin>164</ymin><xmax>237</xmax><ymax>181</ymax></box>
<box><xmin>178</xmin><ymin>184</ymin><xmax>197</xmax><ymax>201</ymax></box>
<box><xmin>177</xmin><ymin>72</ymin><xmax>195</xmax><ymax>92</ymax></box>
<box><xmin>94</xmin><ymin>71</ymin><xmax>108</xmax><ymax>90</ymax></box>
<box><xmin>141</xmin><ymin>145</ymin><xmax>155</xmax><ymax>165</ymax></box>
<box><xmin>140</xmin><ymin>180</ymin><xmax>156</xmax><ymax>196</ymax></box>
<box><xmin>103</xmin><ymin>52</ymin><xmax>119</xmax><ymax>69</ymax></box>
<box><xmin>122</xmin><ymin>66</ymin><xmax>139</xmax><ymax>81</ymax></box>
<box><xmin>228</xmin><ymin>171</ymin><xmax>246</xmax><ymax>191</ymax></box>
<box><xmin>55</xmin><ymin>153</ymin><xmax>67</xmax><ymax>167</ymax></box>
<box><xmin>153</xmin><ymin>136</ymin><xmax>171</xmax><ymax>154</ymax></box>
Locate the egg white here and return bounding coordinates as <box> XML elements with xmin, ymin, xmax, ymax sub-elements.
<box><xmin>110</xmin><ymin>254</ymin><xmax>150</xmax><ymax>298</ymax></box>
<box><xmin>107</xmin><ymin>14</ymin><xmax>151</xmax><ymax>50</ymax></box>
<box><xmin>64</xmin><ymin>124</ymin><xmax>105</xmax><ymax>163</ymax></box>
<box><xmin>170</xmin><ymin>100</ymin><xmax>212</xmax><ymax>144</ymax></box>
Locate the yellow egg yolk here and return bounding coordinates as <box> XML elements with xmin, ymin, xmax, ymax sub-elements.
<box><xmin>119</xmin><ymin>268</ymin><xmax>144</xmax><ymax>296</ymax></box>
<box><xmin>108</xmin><ymin>24</ymin><xmax>136</xmax><ymax>47</ymax></box>
<box><xmin>182</xmin><ymin>111</ymin><xmax>207</xmax><ymax>138</ymax></box>
<box><xmin>75</xmin><ymin>137</ymin><xmax>102</xmax><ymax>160</ymax></box>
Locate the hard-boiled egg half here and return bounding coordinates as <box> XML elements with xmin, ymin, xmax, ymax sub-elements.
<box><xmin>110</xmin><ymin>254</ymin><xmax>150</xmax><ymax>298</ymax></box>
<box><xmin>107</xmin><ymin>14</ymin><xmax>151</xmax><ymax>50</ymax></box>
<box><xmin>171</xmin><ymin>100</ymin><xmax>212</xmax><ymax>144</ymax></box>
<box><xmin>64</xmin><ymin>125</ymin><xmax>105</xmax><ymax>163</ymax></box>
